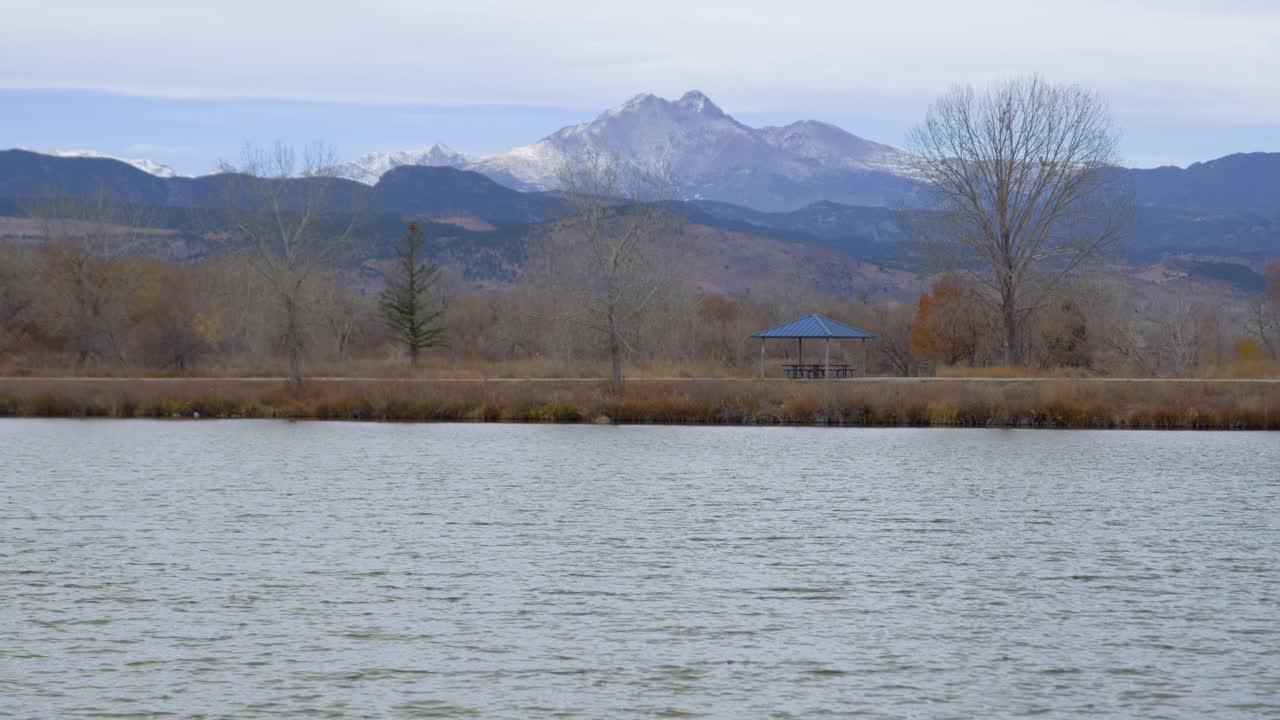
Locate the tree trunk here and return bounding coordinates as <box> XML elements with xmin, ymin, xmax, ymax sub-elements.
<box><xmin>285</xmin><ymin>295</ymin><xmax>304</xmax><ymax>388</ymax></box>
<box><xmin>608</xmin><ymin>307</ymin><xmax>623</xmax><ymax>395</ymax></box>
<box><xmin>1001</xmin><ymin>284</ymin><xmax>1019</xmax><ymax>367</ymax></box>
<box><xmin>335</xmin><ymin>327</ymin><xmax>350</xmax><ymax>363</ymax></box>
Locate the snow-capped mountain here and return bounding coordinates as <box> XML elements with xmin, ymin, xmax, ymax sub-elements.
<box><xmin>37</xmin><ymin>149</ymin><xmax>177</xmax><ymax>178</ymax></box>
<box><xmin>334</xmin><ymin>91</ymin><xmax>917</xmax><ymax>209</ymax></box>
<box><xmin>19</xmin><ymin>92</ymin><xmax>921</xmax><ymax>210</ymax></box>
<box><xmin>337</xmin><ymin>144</ymin><xmax>467</xmax><ymax>185</ymax></box>
<box><xmin>464</xmin><ymin>91</ymin><xmax>917</xmax><ymax>210</ymax></box>
<box><xmin>757</xmin><ymin>120</ymin><xmax>909</xmax><ymax>174</ymax></box>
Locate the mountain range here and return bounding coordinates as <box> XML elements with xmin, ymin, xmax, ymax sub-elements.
<box><xmin>336</xmin><ymin>91</ymin><xmax>918</xmax><ymax>211</ymax></box>
<box><xmin>2</xmin><ymin>88</ymin><xmax>1277</xmax><ymax>297</ymax></box>
<box><xmin>22</xmin><ymin>91</ymin><xmax>920</xmax><ymax>212</ymax></box>
<box><xmin>1</xmin><ymin>144</ymin><xmax>1277</xmax><ymax>271</ymax></box>
<box><xmin>19</xmin><ymin>89</ymin><xmax>1278</xmax><ymax>218</ymax></box>
<box><xmin>21</xmin><ymin>148</ymin><xmax>177</xmax><ymax>178</ymax></box>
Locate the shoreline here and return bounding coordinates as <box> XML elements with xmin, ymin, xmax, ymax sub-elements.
<box><xmin>2</xmin><ymin>377</ymin><xmax>1276</xmax><ymax>430</ymax></box>
<box><xmin>3</xmin><ymin>375</ymin><xmax>1280</xmax><ymax>383</ymax></box>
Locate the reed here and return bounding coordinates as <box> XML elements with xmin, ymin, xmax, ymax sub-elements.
<box><xmin>1</xmin><ymin>377</ymin><xmax>1276</xmax><ymax>429</ymax></box>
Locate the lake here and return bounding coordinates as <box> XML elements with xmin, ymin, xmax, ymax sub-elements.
<box><xmin>2</xmin><ymin>420</ymin><xmax>1278</xmax><ymax>718</ymax></box>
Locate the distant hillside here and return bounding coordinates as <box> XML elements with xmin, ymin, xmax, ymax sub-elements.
<box><xmin>0</xmin><ymin>150</ymin><xmax>170</xmax><ymax>205</ymax></box>
<box><xmin>693</xmin><ymin>196</ymin><xmax>1280</xmax><ymax>263</ymax></box>
<box><xmin>1122</xmin><ymin>153</ymin><xmax>1280</xmax><ymax>216</ymax></box>
<box><xmin>0</xmin><ymin>149</ymin><xmax>560</xmax><ymax>221</ymax></box>
<box><xmin>1128</xmin><ymin>206</ymin><xmax>1280</xmax><ymax>258</ymax></box>
<box><xmin>2</xmin><ymin>148</ymin><xmax>1276</xmax><ymax>291</ymax></box>
<box><xmin>337</xmin><ymin>144</ymin><xmax>469</xmax><ymax>186</ymax></box>
<box><xmin>370</xmin><ymin>165</ymin><xmax>562</xmax><ymax>223</ymax></box>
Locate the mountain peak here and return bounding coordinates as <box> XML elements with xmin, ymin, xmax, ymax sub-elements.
<box><xmin>781</xmin><ymin>119</ymin><xmax>836</xmax><ymax>131</ymax></box>
<box><xmin>676</xmin><ymin>90</ymin><xmax>723</xmax><ymax>116</ymax></box>
<box><xmin>620</xmin><ymin>93</ymin><xmax>661</xmax><ymax>110</ymax></box>
<box><xmin>336</xmin><ymin>144</ymin><xmax>469</xmax><ymax>185</ymax></box>
<box><xmin>609</xmin><ymin>91</ymin><xmax>726</xmax><ymax>119</ymax></box>
<box><xmin>466</xmin><ymin>89</ymin><xmax>914</xmax><ymax>208</ymax></box>
<box><xmin>426</xmin><ymin>142</ymin><xmax>459</xmax><ymax>156</ymax></box>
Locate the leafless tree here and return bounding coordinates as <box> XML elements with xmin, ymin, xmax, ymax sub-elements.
<box><xmin>873</xmin><ymin>302</ymin><xmax>919</xmax><ymax>376</ymax></box>
<box><xmin>194</xmin><ymin>252</ymin><xmax>278</xmax><ymax>364</ymax></box>
<box><xmin>1248</xmin><ymin>298</ymin><xmax>1279</xmax><ymax>361</ymax></box>
<box><xmin>528</xmin><ymin>146</ymin><xmax>674</xmax><ymax>393</ymax></box>
<box><xmin>31</xmin><ymin>188</ymin><xmax>150</xmax><ymax>366</ymax></box>
<box><xmin>219</xmin><ymin>143</ymin><xmax>359</xmax><ymax>387</ymax></box>
<box><xmin>314</xmin><ymin>273</ymin><xmax>372</xmax><ymax>363</ymax></box>
<box><xmin>0</xmin><ymin>246</ymin><xmax>35</xmax><ymax>330</ymax></box>
<box><xmin>1158</xmin><ymin>289</ymin><xmax>1213</xmax><ymax>374</ymax></box>
<box><xmin>1255</xmin><ymin>262</ymin><xmax>1280</xmax><ymax>361</ymax></box>
<box><xmin>906</xmin><ymin>75</ymin><xmax>1133</xmax><ymax>365</ymax></box>
<box><xmin>134</xmin><ymin>267</ymin><xmax>218</xmax><ymax>370</ymax></box>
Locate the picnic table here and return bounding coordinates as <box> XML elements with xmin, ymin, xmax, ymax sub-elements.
<box><xmin>782</xmin><ymin>363</ymin><xmax>856</xmax><ymax>379</ymax></box>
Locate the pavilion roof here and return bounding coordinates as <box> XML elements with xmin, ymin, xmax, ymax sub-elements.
<box><xmin>751</xmin><ymin>314</ymin><xmax>877</xmax><ymax>339</ymax></box>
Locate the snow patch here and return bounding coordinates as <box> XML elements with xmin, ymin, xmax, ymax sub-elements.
<box><xmin>35</xmin><ymin>148</ymin><xmax>177</xmax><ymax>178</ymax></box>
<box><xmin>335</xmin><ymin>144</ymin><xmax>469</xmax><ymax>185</ymax></box>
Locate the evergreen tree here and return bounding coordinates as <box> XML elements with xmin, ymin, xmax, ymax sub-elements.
<box><xmin>380</xmin><ymin>223</ymin><xmax>447</xmax><ymax>364</ymax></box>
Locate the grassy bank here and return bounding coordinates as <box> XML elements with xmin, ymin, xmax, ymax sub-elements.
<box><xmin>1</xmin><ymin>377</ymin><xmax>1278</xmax><ymax>429</ymax></box>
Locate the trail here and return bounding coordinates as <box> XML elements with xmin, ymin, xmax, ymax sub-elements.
<box><xmin>3</xmin><ymin>376</ymin><xmax>1279</xmax><ymax>384</ymax></box>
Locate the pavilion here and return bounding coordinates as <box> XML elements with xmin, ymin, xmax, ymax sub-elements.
<box><xmin>751</xmin><ymin>314</ymin><xmax>877</xmax><ymax>379</ymax></box>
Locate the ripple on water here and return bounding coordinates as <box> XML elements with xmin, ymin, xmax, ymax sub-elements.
<box><xmin>1</xmin><ymin>421</ymin><xmax>1278</xmax><ymax>719</ymax></box>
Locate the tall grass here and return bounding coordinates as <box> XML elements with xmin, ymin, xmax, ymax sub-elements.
<box><xmin>0</xmin><ymin>356</ymin><xmax>764</xmax><ymax>380</ymax></box>
<box><xmin>0</xmin><ymin>377</ymin><xmax>1276</xmax><ymax>429</ymax></box>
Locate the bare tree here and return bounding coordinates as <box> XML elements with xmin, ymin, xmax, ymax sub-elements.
<box><xmin>0</xmin><ymin>246</ymin><xmax>35</xmax><ymax>330</ymax></box>
<box><xmin>220</xmin><ymin>143</ymin><xmax>358</xmax><ymax>387</ymax></box>
<box><xmin>31</xmin><ymin>188</ymin><xmax>149</xmax><ymax>366</ymax></box>
<box><xmin>873</xmin><ymin>302</ymin><xmax>920</xmax><ymax>377</ymax></box>
<box><xmin>906</xmin><ymin>75</ymin><xmax>1132</xmax><ymax>365</ymax></box>
<box><xmin>1158</xmin><ymin>288</ymin><xmax>1213</xmax><ymax>374</ymax></box>
<box><xmin>529</xmin><ymin>146</ymin><xmax>673</xmax><ymax>394</ymax></box>
<box><xmin>134</xmin><ymin>265</ymin><xmax>218</xmax><ymax>370</ymax></box>
<box><xmin>315</xmin><ymin>273</ymin><xmax>371</xmax><ymax>364</ymax></box>
<box><xmin>1258</xmin><ymin>262</ymin><xmax>1280</xmax><ymax>361</ymax></box>
<box><xmin>1249</xmin><ymin>299</ymin><xmax>1279</xmax><ymax>362</ymax></box>
<box><xmin>0</xmin><ymin>245</ymin><xmax>41</xmax><ymax>366</ymax></box>
<box><xmin>194</xmin><ymin>252</ymin><xmax>278</xmax><ymax>365</ymax></box>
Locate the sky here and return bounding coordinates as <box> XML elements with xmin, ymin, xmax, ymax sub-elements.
<box><xmin>3</xmin><ymin>0</ymin><xmax>1278</xmax><ymax>174</ymax></box>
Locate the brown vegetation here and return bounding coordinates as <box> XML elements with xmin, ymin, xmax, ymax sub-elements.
<box><xmin>1</xmin><ymin>377</ymin><xmax>1277</xmax><ymax>430</ymax></box>
<box><xmin>2</xmin><ymin>236</ymin><xmax>1278</xmax><ymax>386</ymax></box>
<box><xmin>1</xmin><ymin>139</ymin><xmax>1276</xmax><ymax>408</ymax></box>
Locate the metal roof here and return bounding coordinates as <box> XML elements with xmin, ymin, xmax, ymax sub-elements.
<box><xmin>751</xmin><ymin>314</ymin><xmax>877</xmax><ymax>339</ymax></box>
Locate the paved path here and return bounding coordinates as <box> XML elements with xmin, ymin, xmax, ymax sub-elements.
<box><xmin>3</xmin><ymin>376</ymin><xmax>1279</xmax><ymax>384</ymax></box>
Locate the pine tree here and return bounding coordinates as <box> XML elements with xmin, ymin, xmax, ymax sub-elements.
<box><xmin>380</xmin><ymin>223</ymin><xmax>447</xmax><ymax>365</ymax></box>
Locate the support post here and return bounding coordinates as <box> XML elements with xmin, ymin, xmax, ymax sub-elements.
<box><xmin>798</xmin><ymin>338</ymin><xmax>803</xmax><ymax>369</ymax></box>
<box><xmin>862</xmin><ymin>338</ymin><xmax>869</xmax><ymax>377</ymax></box>
<box><xmin>825</xmin><ymin>338</ymin><xmax>830</xmax><ymax>379</ymax></box>
<box><xmin>759</xmin><ymin>338</ymin><xmax>765</xmax><ymax>379</ymax></box>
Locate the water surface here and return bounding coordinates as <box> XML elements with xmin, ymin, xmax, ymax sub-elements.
<box><xmin>2</xmin><ymin>421</ymin><xmax>1278</xmax><ymax>718</ymax></box>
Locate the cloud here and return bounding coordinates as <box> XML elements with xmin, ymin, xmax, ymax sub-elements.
<box><xmin>2</xmin><ymin>0</ymin><xmax>1278</xmax><ymax>126</ymax></box>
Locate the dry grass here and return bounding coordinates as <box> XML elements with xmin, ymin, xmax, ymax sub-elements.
<box><xmin>0</xmin><ymin>356</ymin><xmax>758</xmax><ymax>380</ymax></box>
<box><xmin>936</xmin><ymin>365</ymin><xmax>1101</xmax><ymax>379</ymax></box>
<box><xmin>6</xmin><ymin>354</ymin><xmax>1277</xmax><ymax>382</ymax></box>
<box><xmin>936</xmin><ymin>360</ymin><xmax>1280</xmax><ymax>379</ymax></box>
<box><xmin>1193</xmin><ymin>359</ymin><xmax>1280</xmax><ymax>379</ymax></box>
<box><xmin>1</xmin><ymin>377</ymin><xmax>1276</xmax><ymax>429</ymax></box>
